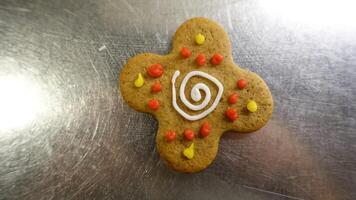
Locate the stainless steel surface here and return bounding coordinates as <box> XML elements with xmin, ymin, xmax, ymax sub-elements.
<box><xmin>1</xmin><ymin>0</ymin><xmax>356</xmax><ymax>199</ymax></box>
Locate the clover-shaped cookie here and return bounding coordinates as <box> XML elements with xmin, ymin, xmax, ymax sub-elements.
<box><xmin>119</xmin><ymin>17</ymin><xmax>273</xmax><ymax>173</ymax></box>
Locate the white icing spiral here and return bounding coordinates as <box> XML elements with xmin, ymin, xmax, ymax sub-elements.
<box><xmin>172</xmin><ymin>70</ymin><xmax>224</xmax><ymax>121</ymax></box>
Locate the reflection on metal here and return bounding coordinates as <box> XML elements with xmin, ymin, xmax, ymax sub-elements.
<box><xmin>0</xmin><ymin>76</ymin><xmax>43</xmax><ymax>131</ymax></box>
<box><xmin>259</xmin><ymin>0</ymin><xmax>356</xmax><ymax>31</ymax></box>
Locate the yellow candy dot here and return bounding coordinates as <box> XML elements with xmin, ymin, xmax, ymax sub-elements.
<box><xmin>134</xmin><ymin>73</ymin><xmax>144</xmax><ymax>88</ymax></box>
<box><xmin>195</xmin><ymin>33</ymin><xmax>205</xmax><ymax>45</ymax></box>
<box><xmin>247</xmin><ymin>100</ymin><xmax>258</xmax><ymax>113</ymax></box>
<box><xmin>183</xmin><ymin>143</ymin><xmax>194</xmax><ymax>159</ymax></box>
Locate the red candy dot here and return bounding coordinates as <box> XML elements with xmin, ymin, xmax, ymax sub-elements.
<box><xmin>200</xmin><ymin>122</ymin><xmax>211</xmax><ymax>137</ymax></box>
<box><xmin>165</xmin><ymin>131</ymin><xmax>176</xmax><ymax>142</ymax></box>
<box><xmin>225</xmin><ymin>108</ymin><xmax>238</xmax><ymax>122</ymax></box>
<box><xmin>211</xmin><ymin>53</ymin><xmax>224</xmax><ymax>65</ymax></box>
<box><xmin>237</xmin><ymin>79</ymin><xmax>247</xmax><ymax>89</ymax></box>
<box><xmin>184</xmin><ymin>129</ymin><xmax>195</xmax><ymax>141</ymax></box>
<box><xmin>196</xmin><ymin>54</ymin><xmax>206</xmax><ymax>66</ymax></box>
<box><xmin>148</xmin><ymin>99</ymin><xmax>160</xmax><ymax>110</ymax></box>
<box><xmin>151</xmin><ymin>81</ymin><xmax>162</xmax><ymax>93</ymax></box>
<box><xmin>180</xmin><ymin>47</ymin><xmax>191</xmax><ymax>58</ymax></box>
<box><xmin>228</xmin><ymin>93</ymin><xmax>238</xmax><ymax>104</ymax></box>
<box><xmin>147</xmin><ymin>64</ymin><xmax>164</xmax><ymax>78</ymax></box>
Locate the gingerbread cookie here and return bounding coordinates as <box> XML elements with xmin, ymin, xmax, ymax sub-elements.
<box><xmin>119</xmin><ymin>17</ymin><xmax>273</xmax><ymax>173</ymax></box>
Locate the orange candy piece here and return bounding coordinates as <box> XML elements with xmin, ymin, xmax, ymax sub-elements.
<box><xmin>147</xmin><ymin>64</ymin><xmax>164</xmax><ymax>78</ymax></box>
<box><xmin>228</xmin><ymin>93</ymin><xmax>238</xmax><ymax>104</ymax></box>
<box><xmin>165</xmin><ymin>131</ymin><xmax>176</xmax><ymax>142</ymax></box>
<box><xmin>184</xmin><ymin>129</ymin><xmax>195</xmax><ymax>140</ymax></box>
<box><xmin>180</xmin><ymin>47</ymin><xmax>191</xmax><ymax>58</ymax></box>
<box><xmin>200</xmin><ymin>122</ymin><xmax>211</xmax><ymax>137</ymax></box>
<box><xmin>151</xmin><ymin>81</ymin><xmax>162</xmax><ymax>93</ymax></box>
<box><xmin>211</xmin><ymin>53</ymin><xmax>224</xmax><ymax>65</ymax></box>
<box><xmin>237</xmin><ymin>79</ymin><xmax>247</xmax><ymax>89</ymax></box>
<box><xmin>225</xmin><ymin>108</ymin><xmax>238</xmax><ymax>122</ymax></box>
<box><xmin>148</xmin><ymin>99</ymin><xmax>160</xmax><ymax>110</ymax></box>
<box><xmin>196</xmin><ymin>54</ymin><xmax>206</xmax><ymax>66</ymax></box>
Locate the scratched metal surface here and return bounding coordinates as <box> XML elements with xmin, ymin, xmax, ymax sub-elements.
<box><xmin>1</xmin><ymin>0</ymin><xmax>356</xmax><ymax>199</ymax></box>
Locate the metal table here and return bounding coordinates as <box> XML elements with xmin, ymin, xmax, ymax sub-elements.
<box><xmin>1</xmin><ymin>0</ymin><xmax>355</xmax><ymax>199</ymax></box>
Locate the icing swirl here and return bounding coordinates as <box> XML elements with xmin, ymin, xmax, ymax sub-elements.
<box><xmin>171</xmin><ymin>70</ymin><xmax>224</xmax><ymax>121</ymax></box>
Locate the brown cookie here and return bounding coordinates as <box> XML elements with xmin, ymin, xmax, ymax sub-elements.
<box><xmin>119</xmin><ymin>17</ymin><xmax>273</xmax><ymax>173</ymax></box>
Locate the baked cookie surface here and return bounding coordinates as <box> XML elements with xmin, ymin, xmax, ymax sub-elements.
<box><xmin>119</xmin><ymin>17</ymin><xmax>273</xmax><ymax>173</ymax></box>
